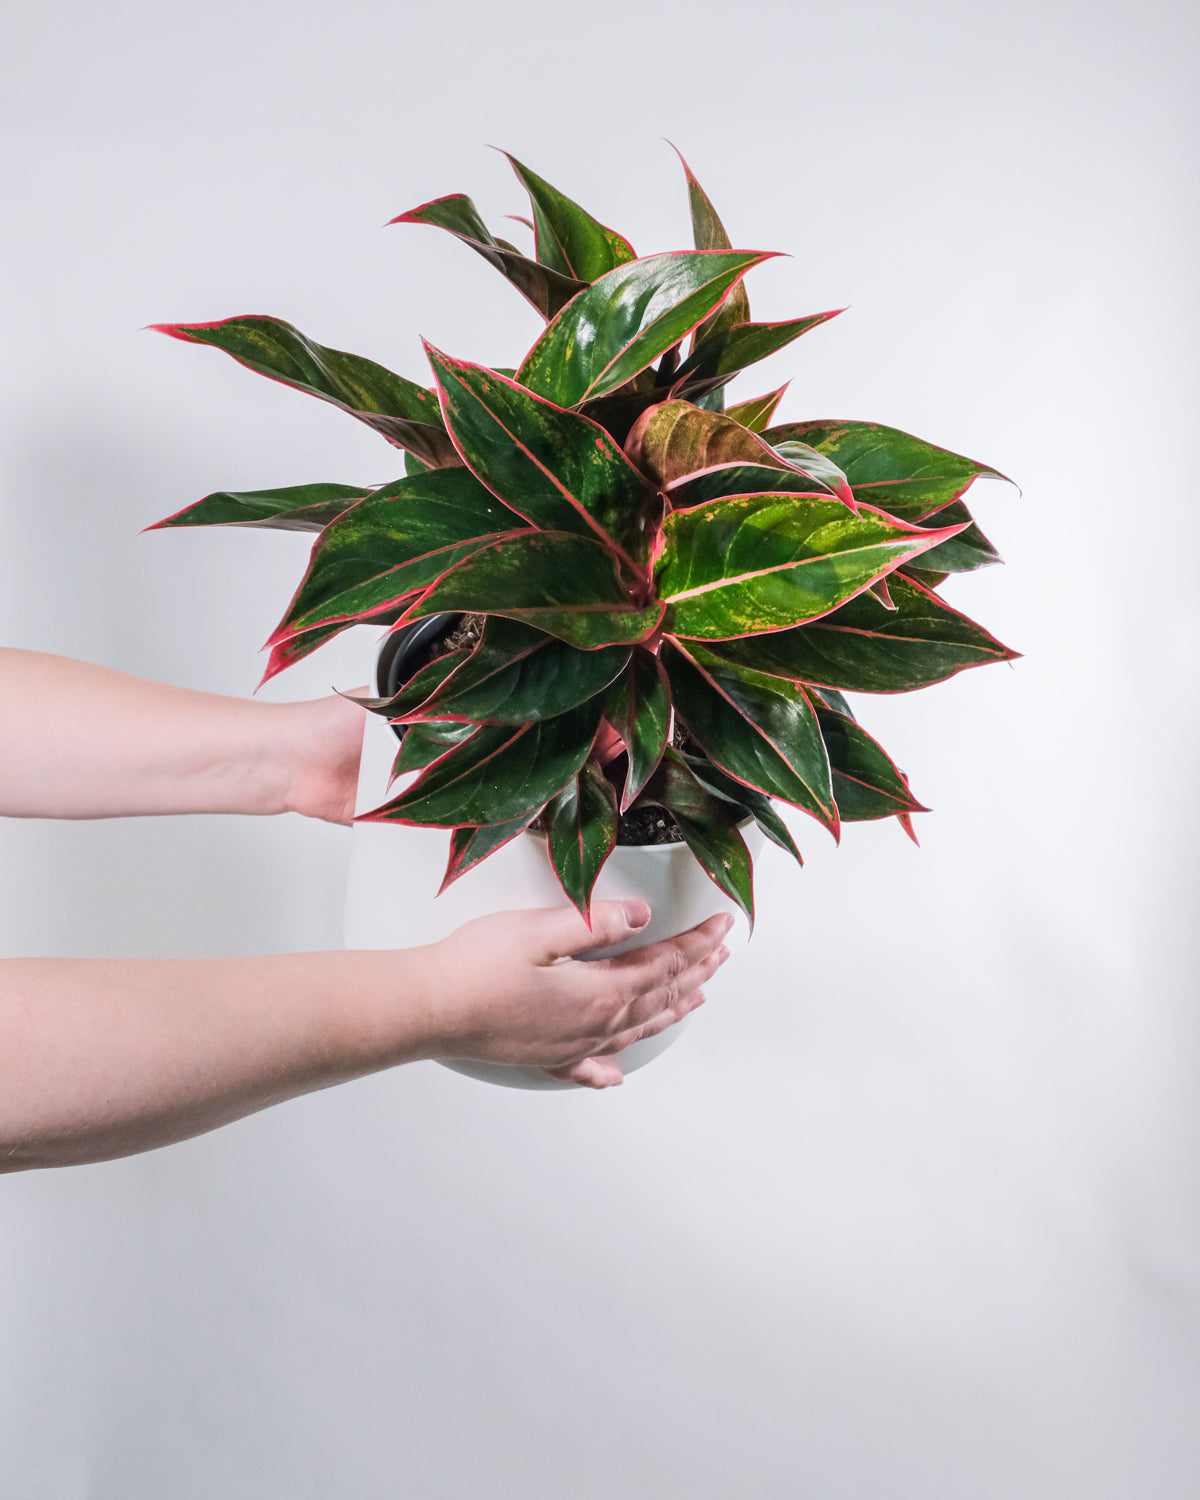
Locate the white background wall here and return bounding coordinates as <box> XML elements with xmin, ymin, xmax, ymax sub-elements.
<box><xmin>2</xmin><ymin>0</ymin><xmax>1197</xmax><ymax>1495</ymax></box>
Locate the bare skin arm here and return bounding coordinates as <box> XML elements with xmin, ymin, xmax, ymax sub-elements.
<box><xmin>0</xmin><ymin>649</ymin><xmax>733</xmax><ymax>1161</ymax></box>
<box><xmin>0</xmin><ymin>904</ymin><xmax>732</xmax><ymax>1171</ymax></box>
<box><xmin>0</xmin><ymin>647</ymin><xmax>365</xmax><ymax>826</ymax></box>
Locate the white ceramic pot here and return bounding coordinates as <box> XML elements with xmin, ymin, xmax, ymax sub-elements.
<box><xmin>342</xmin><ymin>627</ymin><xmax>761</xmax><ymax>1090</ymax></box>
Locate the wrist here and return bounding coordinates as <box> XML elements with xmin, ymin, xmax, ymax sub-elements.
<box><xmin>314</xmin><ymin>945</ymin><xmax>449</xmax><ymax>1073</ymax></box>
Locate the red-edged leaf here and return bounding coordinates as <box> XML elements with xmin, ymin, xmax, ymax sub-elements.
<box><xmin>147</xmin><ymin>481</ymin><xmax>368</xmax><ymax>533</ymax></box>
<box><xmin>151</xmin><ymin>316</ymin><xmax>457</xmax><ymax>468</ymax></box>
<box><xmin>265</xmin><ymin>468</ymin><xmax>530</xmax><ymax>648</ymax></box>
<box><xmin>601</xmin><ymin>648</ymin><xmax>672</xmax><ymax>810</ymax></box>
<box><xmin>639</xmin><ymin>748</ymin><xmax>755</xmax><ymax>923</ymax></box>
<box><xmin>768</xmin><ymin>439</ymin><xmax>856</xmax><ymax>510</ymax></box>
<box><xmin>425</xmin><ymin>347</ymin><xmax>652</xmax><ymax>566</ymax></box>
<box><xmin>439</xmin><ymin>814</ymin><xmax>539</xmax><ymax>894</ymax></box>
<box><xmin>663</xmin><ymin>639</ymin><xmax>837</xmax><ymax>835</ymax></box>
<box><xmin>764</xmin><ymin>419</ymin><xmax>1009</xmax><ymax>522</ymax></box>
<box><xmin>684</xmin><ymin>755</ymin><xmax>803</xmax><ymax>866</ymax></box>
<box><xmin>700</xmin><ymin>573</ymin><xmax>1018</xmax><ymax>692</ymax></box>
<box><xmin>517</xmin><ymin>250</ymin><xmax>776</xmax><ymax>408</ymax></box>
<box><xmin>361</xmin><ymin>704</ymin><xmax>600</xmax><ymax>827</ymax></box>
<box><xmin>501</xmin><ymin>153</ymin><xmax>636</xmax><ymax>282</ymax></box>
<box><xmin>666</xmin><ymin>462</ymin><xmax>840</xmax><ymax>509</ymax></box>
<box><xmin>815</xmin><ymin>705</ymin><xmax>928</xmax><ymax>822</ymax></box>
<box><xmin>389</xmin><ymin>618</ymin><xmax>628</xmax><ymax>725</ymax></box>
<box><xmin>258</xmin><ymin>613</ymin><xmax>394</xmax><ymax>688</ymax></box>
<box><xmin>911</xmin><ymin>497</ymin><xmax>1002</xmax><ymax>572</ymax></box>
<box><xmin>402</xmin><ymin>532</ymin><xmax>663</xmax><ymax>650</ymax></box>
<box><xmin>896</xmin><ymin>811</ymin><xmax>920</xmax><ymax>845</ymax></box>
<box><xmin>625</xmin><ymin>400</ymin><xmax>802</xmax><ymax>492</ymax></box>
<box><xmin>669</xmin><ymin>144</ymin><xmax>750</xmax><ymax>345</ymax></box>
<box><xmin>725</xmin><ymin>384</ymin><xmax>789</xmax><ymax>434</ymax></box>
<box><xmin>657</xmin><ymin>493</ymin><xmax>967</xmax><ymax>640</ymax></box>
<box><xmin>391</xmin><ymin>720</ymin><xmax>479</xmax><ymax>776</ymax></box>
<box><xmin>389</xmin><ymin>193</ymin><xmax>587</xmax><ymax>320</ymax></box>
<box><xmin>543</xmin><ymin>759</ymin><xmax>619</xmax><ymax>920</ymax></box>
<box><xmin>672</xmin><ymin>311</ymin><xmax>843</xmax><ymax>393</ymax></box>
<box><xmin>353</xmin><ymin>649</ymin><xmax>467</xmax><ymax>719</ymax></box>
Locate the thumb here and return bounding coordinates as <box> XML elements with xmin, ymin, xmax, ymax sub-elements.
<box><xmin>531</xmin><ymin>899</ymin><xmax>651</xmax><ymax>963</ymax></box>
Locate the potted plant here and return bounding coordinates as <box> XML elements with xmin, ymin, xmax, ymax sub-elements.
<box><xmin>148</xmin><ymin>149</ymin><xmax>1016</xmax><ymax>1088</ymax></box>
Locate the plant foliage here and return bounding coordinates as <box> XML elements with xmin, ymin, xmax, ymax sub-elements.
<box><xmin>149</xmin><ymin>149</ymin><xmax>1016</xmax><ymax>923</ymax></box>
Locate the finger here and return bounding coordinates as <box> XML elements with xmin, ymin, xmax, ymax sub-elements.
<box><xmin>545</xmin><ymin>1056</ymin><xmax>625</xmax><ymax>1088</ymax></box>
<box><xmin>615</xmin><ymin>942</ymin><xmax>726</xmax><ymax>1038</ymax></box>
<box><xmin>527</xmin><ymin>899</ymin><xmax>651</xmax><ymax>964</ymax></box>
<box><xmin>596</xmin><ymin>984</ymin><xmax>713</xmax><ymax>1059</ymax></box>
<box><xmin>603</xmin><ymin>912</ymin><xmax>734</xmax><ymax>1005</ymax></box>
<box><xmin>604</xmin><ymin>943</ymin><xmax>729</xmax><ymax>1045</ymax></box>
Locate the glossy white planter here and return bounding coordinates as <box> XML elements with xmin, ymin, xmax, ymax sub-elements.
<box><xmin>343</xmin><ymin>683</ymin><xmax>761</xmax><ymax>1090</ymax></box>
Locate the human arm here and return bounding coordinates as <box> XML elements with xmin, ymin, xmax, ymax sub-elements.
<box><xmin>0</xmin><ymin>647</ymin><xmax>364</xmax><ymax>825</ymax></box>
<box><xmin>0</xmin><ymin>901</ymin><xmax>732</xmax><ymax>1171</ymax></box>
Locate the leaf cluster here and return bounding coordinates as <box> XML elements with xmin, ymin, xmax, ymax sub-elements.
<box><xmin>149</xmin><ymin>150</ymin><xmax>1016</xmax><ymax>922</ymax></box>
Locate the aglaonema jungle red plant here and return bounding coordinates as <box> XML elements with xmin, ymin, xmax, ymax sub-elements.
<box><xmin>147</xmin><ymin>148</ymin><xmax>1017</xmax><ymax>924</ymax></box>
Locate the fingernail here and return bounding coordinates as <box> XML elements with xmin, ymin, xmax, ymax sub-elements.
<box><xmin>623</xmin><ymin>899</ymin><xmax>651</xmax><ymax>930</ymax></box>
<box><xmin>717</xmin><ymin>944</ymin><xmax>731</xmax><ymax>963</ymax></box>
<box><xmin>720</xmin><ymin>914</ymin><xmax>736</xmax><ymax>936</ymax></box>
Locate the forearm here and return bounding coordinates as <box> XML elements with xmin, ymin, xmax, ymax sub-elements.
<box><xmin>0</xmin><ymin>648</ymin><xmax>299</xmax><ymax>819</ymax></box>
<box><xmin>0</xmin><ymin>949</ymin><xmax>441</xmax><ymax>1171</ymax></box>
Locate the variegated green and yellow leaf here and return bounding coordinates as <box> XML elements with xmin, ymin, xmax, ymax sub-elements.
<box><xmin>151</xmin><ymin>316</ymin><xmax>456</xmax><ymax>467</ymax></box>
<box><xmin>502</xmin><ymin>153</ymin><xmax>636</xmax><ymax>282</ymax></box>
<box><xmin>657</xmin><ymin>494</ymin><xmax>967</xmax><ymax>639</ymax></box>
<box><xmin>425</xmin><ymin>347</ymin><xmax>652</xmax><ymax>565</ymax></box>
<box><xmin>517</xmin><ymin>250</ymin><xmax>774</xmax><ymax>408</ymax></box>
<box><xmin>389</xmin><ymin>193</ymin><xmax>587</xmax><ymax>320</ymax></box>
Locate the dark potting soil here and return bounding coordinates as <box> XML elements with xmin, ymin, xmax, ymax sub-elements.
<box><xmin>401</xmin><ymin>613</ymin><xmax>686</xmax><ymax>847</ymax></box>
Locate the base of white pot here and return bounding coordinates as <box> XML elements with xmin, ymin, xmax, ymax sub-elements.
<box><xmin>343</xmin><ymin>674</ymin><xmax>760</xmax><ymax>1090</ymax></box>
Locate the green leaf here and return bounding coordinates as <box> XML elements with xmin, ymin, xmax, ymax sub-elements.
<box><xmin>424</xmin><ymin>347</ymin><xmax>652</xmax><ymax>564</ymax></box>
<box><xmin>355</xmin><ymin>648</ymin><xmax>467</xmax><ymax>718</ymax></box>
<box><xmin>663</xmin><ymin>640</ymin><xmax>837</xmax><ymax>833</ymax></box>
<box><xmin>625</xmin><ymin>400</ymin><xmax>799</xmax><ymax>491</ymax></box>
<box><xmin>700</xmin><ymin>573</ymin><xmax>1017</xmax><ymax>692</ymax></box>
<box><xmin>543</xmin><ymin>760</ymin><xmax>619</xmax><ymax>919</ymax></box>
<box><xmin>725</xmin><ymin>384</ymin><xmax>789</xmax><ymax>434</ymax></box>
<box><xmin>670</xmin><ymin>145</ymin><xmax>750</xmax><ymax>344</ymax></box>
<box><xmin>392</xmin><ymin>719</ymin><xmax>478</xmax><ymax>775</ymax></box>
<box><xmin>439</xmin><ymin>814</ymin><xmax>539</xmax><ymax>893</ymax></box>
<box><xmin>392</xmin><ymin>618</ymin><xmax>628</xmax><ymax>724</ymax></box>
<box><xmin>816</xmin><ymin>706</ymin><xmax>927</xmax><ymax>822</ymax></box>
<box><xmin>363</xmin><ymin>704</ymin><xmax>600</xmax><ymax>827</ymax></box>
<box><xmin>768</xmin><ymin>440</ymin><xmax>856</xmax><ymax>510</ymax></box>
<box><xmin>684</xmin><ymin>755</ymin><xmax>803</xmax><ymax>866</ymax></box>
<box><xmin>672</xmin><ymin>312</ymin><xmax>842</xmax><ymax>393</ymax></box>
<box><xmin>900</xmin><ymin>565</ymin><xmax>951</xmax><ymax>590</ymax></box>
<box><xmin>389</xmin><ymin>193</ymin><xmax>587</xmax><ymax>320</ymax></box>
<box><xmin>151</xmin><ymin>316</ymin><xmax>457</xmax><ymax>468</ymax></box>
<box><xmin>657</xmin><ymin>494</ymin><xmax>967</xmax><ymax>640</ymax></box>
<box><xmin>764</xmin><ymin>419</ymin><xmax>1008</xmax><ymax>522</ymax></box>
<box><xmin>517</xmin><ymin>250</ymin><xmax>774</xmax><ymax>408</ymax></box>
<box><xmin>810</xmin><ymin>686</ymin><xmax>855</xmax><ymax>718</ymax></box>
<box><xmin>668</xmin><ymin>462</ymin><xmax>840</xmax><ymax>507</ymax></box>
<box><xmin>502</xmin><ymin>153</ymin><xmax>636</xmax><ymax>282</ymax></box>
<box><xmin>148</xmin><ymin>481</ymin><xmax>367</xmax><ymax>533</ymax></box>
<box><xmin>258</xmin><ymin>615</ymin><xmax>380</xmax><ymax>688</ymax></box>
<box><xmin>601</xmin><ymin>648</ymin><xmax>672</xmax><ymax>808</ymax></box>
<box><xmin>266</xmin><ymin>468</ymin><xmax>530</xmax><ymax>646</ymax></box>
<box><xmin>639</xmin><ymin>748</ymin><xmax>755</xmax><ymax>921</ymax></box>
<box><xmin>404</xmin><ymin>532</ymin><xmax>664</xmax><ymax>650</ymax></box>
<box><xmin>913</xmin><ymin>498</ymin><xmax>1001</xmax><ymax>572</ymax></box>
